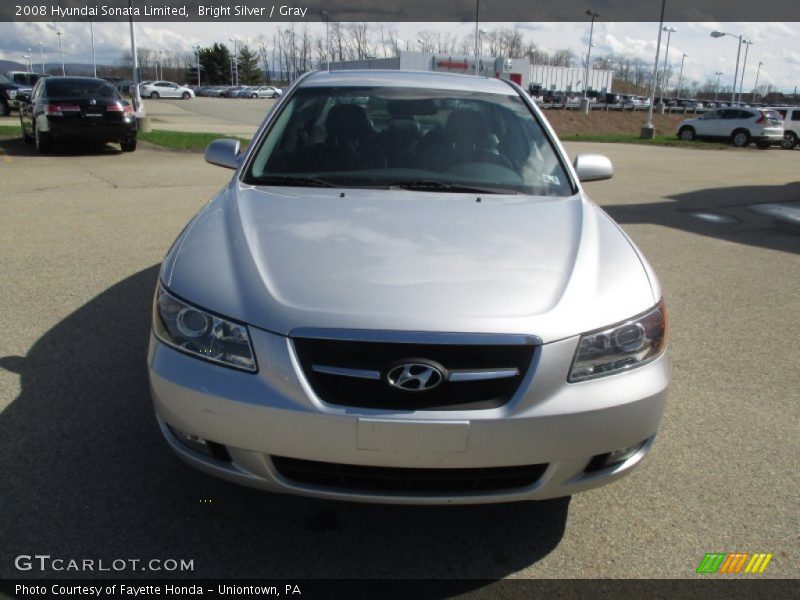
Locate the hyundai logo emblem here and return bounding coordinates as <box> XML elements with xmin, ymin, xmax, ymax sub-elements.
<box><xmin>386</xmin><ymin>361</ymin><xmax>445</xmax><ymax>392</ymax></box>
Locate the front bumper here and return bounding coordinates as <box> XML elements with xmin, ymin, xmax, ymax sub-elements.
<box><xmin>148</xmin><ymin>327</ymin><xmax>669</xmax><ymax>504</ymax></box>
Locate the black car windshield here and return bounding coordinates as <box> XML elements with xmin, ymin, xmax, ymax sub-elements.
<box><xmin>45</xmin><ymin>79</ymin><xmax>120</xmax><ymax>99</ymax></box>
<box><xmin>244</xmin><ymin>86</ymin><xmax>574</xmax><ymax>196</ymax></box>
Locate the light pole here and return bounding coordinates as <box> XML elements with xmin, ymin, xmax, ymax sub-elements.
<box><xmin>737</xmin><ymin>39</ymin><xmax>753</xmax><ymax>104</ymax></box>
<box><xmin>714</xmin><ymin>71</ymin><xmax>723</xmax><ymax>102</ymax></box>
<box><xmin>23</xmin><ymin>53</ymin><xmax>31</xmax><ymax>72</ymax></box>
<box><xmin>229</xmin><ymin>38</ymin><xmax>238</xmax><ymax>85</ymax></box>
<box><xmin>476</xmin><ymin>28</ymin><xmax>488</xmax><ymax>76</ymax></box>
<box><xmin>584</xmin><ymin>10</ymin><xmax>599</xmax><ymax>98</ymax></box>
<box><xmin>193</xmin><ymin>45</ymin><xmax>201</xmax><ymax>86</ymax></box>
<box><xmin>752</xmin><ymin>61</ymin><xmax>763</xmax><ymax>103</ymax></box>
<box><xmin>56</xmin><ymin>30</ymin><xmax>65</xmax><ymax>75</ymax></box>
<box><xmin>641</xmin><ymin>0</ymin><xmax>666</xmax><ymax>138</ymax></box>
<box><xmin>711</xmin><ymin>30</ymin><xmax>743</xmax><ymax>106</ymax></box>
<box><xmin>474</xmin><ymin>0</ymin><xmax>480</xmax><ymax>76</ymax></box>
<box><xmin>659</xmin><ymin>26</ymin><xmax>676</xmax><ymax>100</ymax></box>
<box><xmin>675</xmin><ymin>53</ymin><xmax>688</xmax><ymax>99</ymax></box>
<box><xmin>320</xmin><ymin>10</ymin><xmax>330</xmax><ymax>71</ymax></box>
<box><xmin>90</xmin><ymin>20</ymin><xmax>97</xmax><ymax>78</ymax></box>
<box><xmin>38</xmin><ymin>42</ymin><xmax>44</xmax><ymax>74</ymax></box>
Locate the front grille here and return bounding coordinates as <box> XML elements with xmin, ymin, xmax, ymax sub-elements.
<box><xmin>292</xmin><ymin>337</ymin><xmax>536</xmax><ymax>410</ymax></box>
<box><xmin>272</xmin><ymin>456</ymin><xmax>548</xmax><ymax>493</ymax></box>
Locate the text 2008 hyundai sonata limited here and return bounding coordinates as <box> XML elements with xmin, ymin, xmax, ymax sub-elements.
<box><xmin>148</xmin><ymin>71</ymin><xmax>669</xmax><ymax>504</ymax></box>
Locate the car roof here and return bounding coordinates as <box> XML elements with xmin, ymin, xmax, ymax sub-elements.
<box><xmin>300</xmin><ymin>70</ymin><xmax>517</xmax><ymax>94</ymax></box>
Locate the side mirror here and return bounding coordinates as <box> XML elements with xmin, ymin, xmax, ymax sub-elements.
<box><xmin>204</xmin><ymin>138</ymin><xmax>241</xmax><ymax>170</ymax></box>
<box><xmin>573</xmin><ymin>153</ymin><xmax>613</xmax><ymax>182</ymax></box>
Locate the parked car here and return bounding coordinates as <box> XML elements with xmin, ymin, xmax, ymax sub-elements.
<box><xmin>765</xmin><ymin>106</ymin><xmax>800</xmax><ymax>149</ymax></box>
<box><xmin>676</xmin><ymin>107</ymin><xmax>784</xmax><ymax>147</ymax></box>
<box><xmin>19</xmin><ymin>76</ymin><xmax>138</xmax><ymax>153</ymax></box>
<box><xmin>0</xmin><ymin>72</ymin><xmax>24</xmax><ymax>115</ymax></box>
<box><xmin>248</xmin><ymin>85</ymin><xmax>283</xmax><ymax>98</ymax></box>
<box><xmin>149</xmin><ymin>70</ymin><xmax>669</xmax><ymax>504</ymax></box>
<box><xmin>140</xmin><ymin>81</ymin><xmax>195</xmax><ymax>99</ymax></box>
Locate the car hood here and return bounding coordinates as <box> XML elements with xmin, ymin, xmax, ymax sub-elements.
<box><xmin>163</xmin><ymin>184</ymin><xmax>657</xmax><ymax>343</ymax></box>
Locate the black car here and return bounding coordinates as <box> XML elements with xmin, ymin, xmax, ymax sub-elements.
<box><xmin>0</xmin><ymin>73</ymin><xmax>23</xmax><ymax>116</ymax></box>
<box><xmin>19</xmin><ymin>76</ymin><xmax>138</xmax><ymax>153</ymax></box>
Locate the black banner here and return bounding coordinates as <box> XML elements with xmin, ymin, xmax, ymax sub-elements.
<box><xmin>3</xmin><ymin>0</ymin><xmax>800</xmax><ymax>22</ymax></box>
<box><xmin>1</xmin><ymin>579</ymin><xmax>798</xmax><ymax>600</ymax></box>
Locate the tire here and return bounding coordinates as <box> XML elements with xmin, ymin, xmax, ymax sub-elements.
<box><xmin>678</xmin><ymin>126</ymin><xmax>696</xmax><ymax>142</ymax></box>
<box><xmin>781</xmin><ymin>131</ymin><xmax>797</xmax><ymax>150</ymax></box>
<box><xmin>251</xmin><ymin>94</ymin><xmax>258</xmax><ymax>99</ymax></box>
<box><xmin>120</xmin><ymin>138</ymin><xmax>137</xmax><ymax>152</ymax></box>
<box><xmin>182</xmin><ymin>92</ymin><xmax>190</xmax><ymax>99</ymax></box>
<box><xmin>34</xmin><ymin>124</ymin><xmax>51</xmax><ymax>153</ymax></box>
<box><xmin>150</xmin><ymin>91</ymin><xmax>159</xmax><ymax>99</ymax></box>
<box><xmin>272</xmin><ymin>93</ymin><xmax>278</xmax><ymax>98</ymax></box>
<box><xmin>0</xmin><ymin>100</ymin><xmax>9</xmax><ymax>117</ymax></box>
<box><xmin>731</xmin><ymin>129</ymin><xmax>750</xmax><ymax>147</ymax></box>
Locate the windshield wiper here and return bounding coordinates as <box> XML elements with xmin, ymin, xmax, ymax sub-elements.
<box><xmin>246</xmin><ymin>174</ymin><xmax>339</xmax><ymax>188</ymax></box>
<box><xmin>386</xmin><ymin>180</ymin><xmax>518</xmax><ymax>195</ymax></box>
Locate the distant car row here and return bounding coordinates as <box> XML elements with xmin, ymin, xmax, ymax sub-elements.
<box><xmin>194</xmin><ymin>85</ymin><xmax>283</xmax><ymax>98</ymax></box>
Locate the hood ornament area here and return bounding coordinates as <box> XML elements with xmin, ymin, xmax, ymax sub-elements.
<box><xmin>386</xmin><ymin>361</ymin><xmax>445</xmax><ymax>392</ymax></box>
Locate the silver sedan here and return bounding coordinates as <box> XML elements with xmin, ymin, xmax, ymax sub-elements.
<box><xmin>149</xmin><ymin>70</ymin><xmax>669</xmax><ymax>504</ymax></box>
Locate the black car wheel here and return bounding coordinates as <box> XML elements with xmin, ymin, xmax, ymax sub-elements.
<box><xmin>781</xmin><ymin>131</ymin><xmax>797</xmax><ymax>150</ymax></box>
<box><xmin>678</xmin><ymin>126</ymin><xmax>696</xmax><ymax>141</ymax></box>
<box><xmin>732</xmin><ymin>129</ymin><xmax>750</xmax><ymax>147</ymax></box>
<box><xmin>34</xmin><ymin>125</ymin><xmax>51</xmax><ymax>153</ymax></box>
<box><xmin>120</xmin><ymin>138</ymin><xmax>137</xmax><ymax>152</ymax></box>
<box><xmin>182</xmin><ymin>92</ymin><xmax>190</xmax><ymax>99</ymax></box>
<box><xmin>150</xmin><ymin>91</ymin><xmax>160</xmax><ymax>99</ymax></box>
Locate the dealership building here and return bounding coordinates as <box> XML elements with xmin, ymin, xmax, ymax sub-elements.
<box><xmin>323</xmin><ymin>51</ymin><xmax>613</xmax><ymax>94</ymax></box>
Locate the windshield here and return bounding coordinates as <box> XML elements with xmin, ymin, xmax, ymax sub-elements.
<box><xmin>244</xmin><ymin>85</ymin><xmax>574</xmax><ymax>196</ymax></box>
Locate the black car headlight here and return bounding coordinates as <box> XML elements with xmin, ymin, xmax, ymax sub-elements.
<box><xmin>153</xmin><ymin>283</ymin><xmax>257</xmax><ymax>372</ymax></box>
<box><xmin>569</xmin><ymin>301</ymin><xmax>666</xmax><ymax>382</ymax></box>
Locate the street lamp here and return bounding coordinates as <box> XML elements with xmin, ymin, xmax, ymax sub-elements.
<box><xmin>55</xmin><ymin>30</ymin><xmax>65</xmax><ymax>75</ymax></box>
<box><xmin>675</xmin><ymin>53</ymin><xmax>688</xmax><ymax>99</ymax></box>
<box><xmin>23</xmin><ymin>53</ymin><xmax>31</xmax><ymax>72</ymax></box>
<box><xmin>476</xmin><ymin>28</ymin><xmax>489</xmax><ymax>76</ymax></box>
<box><xmin>229</xmin><ymin>38</ymin><xmax>239</xmax><ymax>85</ymax></box>
<box><xmin>738</xmin><ymin>39</ymin><xmax>753</xmax><ymax>104</ymax></box>
<box><xmin>38</xmin><ymin>42</ymin><xmax>44</xmax><ymax>74</ymax></box>
<box><xmin>714</xmin><ymin>71</ymin><xmax>723</xmax><ymax>102</ymax></box>
<box><xmin>319</xmin><ymin>10</ymin><xmax>330</xmax><ymax>71</ymax></box>
<box><xmin>90</xmin><ymin>20</ymin><xmax>97</xmax><ymax>78</ymax></box>
<box><xmin>641</xmin><ymin>0</ymin><xmax>666</xmax><ymax>138</ymax></box>
<box><xmin>659</xmin><ymin>26</ymin><xmax>676</xmax><ymax>100</ymax></box>
<box><xmin>192</xmin><ymin>44</ymin><xmax>201</xmax><ymax>86</ymax></box>
<box><xmin>752</xmin><ymin>61</ymin><xmax>763</xmax><ymax>103</ymax></box>
<box><xmin>711</xmin><ymin>30</ymin><xmax>743</xmax><ymax>106</ymax></box>
<box><xmin>474</xmin><ymin>0</ymin><xmax>480</xmax><ymax>76</ymax></box>
<box><xmin>584</xmin><ymin>10</ymin><xmax>600</xmax><ymax>98</ymax></box>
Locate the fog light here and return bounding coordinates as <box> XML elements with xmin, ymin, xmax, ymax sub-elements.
<box><xmin>584</xmin><ymin>439</ymin><xmax>648</xmax><ymax>473</ymax></box>
<box><xmin>167</xmin><ymin>425</ymin><xmax>231</xmax><ymax>461</ymax></box>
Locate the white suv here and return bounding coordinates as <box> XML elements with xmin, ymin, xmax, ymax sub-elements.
<box><xmin>765</xmin><ymin>106</ymin><xmax>800</xmax><ymax>149</ymax></box>
<box><xmin>676</xmin><ymin>107</ymin><xmax>784</xmax><ymax>148</ymax></box>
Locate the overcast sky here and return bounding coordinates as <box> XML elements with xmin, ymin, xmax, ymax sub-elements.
<box><xmin>1</xmin><ymin>20</ymin><xmax>798</xmax><ymax>92</ymax></box>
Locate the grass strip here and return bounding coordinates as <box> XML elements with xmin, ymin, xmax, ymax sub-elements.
<box><xmin>560</xmin><ymin>132</ymin><xmax>731</xmax><ymax>149</ymax></box>
<box><xmin>139</xmin><ymin>129</ymin><xmax>250</xmax><ymax>150</ymax></box>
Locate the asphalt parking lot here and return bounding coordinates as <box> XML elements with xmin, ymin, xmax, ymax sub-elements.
<box><xmin>0</xmin><ymin>117</ymin><xmax>798</xmax><ymax>580</ymax></box>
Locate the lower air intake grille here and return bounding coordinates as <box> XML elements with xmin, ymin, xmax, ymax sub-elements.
<box><xmin>272</xmin><ymin>456</ymin><xmax>548</xmax><ymax>493</ymax></box>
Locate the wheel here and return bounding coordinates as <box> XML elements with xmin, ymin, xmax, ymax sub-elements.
<box><xmin>34</xmin><ymin>124</ymin><xmax>51</xmax><ymax>153</ymax></box>
<box><xmin>781</xmin><ymin>131</ymin><xmax>797</xmax><ymax>150</ymax></box>
<box><xmin>251</xmin><ymin>94</ymin><xmax>258</xmax><ymax>99</ymax></box>
<box><xmin>756</xmin><ymin>141</ymin><xmax>771</xmax><ymax>149</ymax></box>
<box><xmin>272</xmin><ymin>93</ymin><xmax>278</xmax><ymax>98</ymax></box>
<box><xmin>731</xmin><ymin>129</ymin><xmax>750</xmax><ymax>147</ymax></box>
<box><xmin>182</xmin><ymin>92</ymin><xmax>190</xmax><ymax>99</ymax></box>
<box><xmin>120</xmin><ymin>138</ymin><xmax>137</xmax><ymax>152</ymax></box>
<box><xmin>150</xmin><ymin>91</ymin><xmax>159</xmax><ymax>99</ymax></box>
<box><xmin>0</xmin><ymin>100</ymin><xmax>9</xmax><ymax>117</ymax></box>
<box><xmin>678</xmin><ymin>126</ymin><xmax>695</xmax><ymax>141</ymax></box>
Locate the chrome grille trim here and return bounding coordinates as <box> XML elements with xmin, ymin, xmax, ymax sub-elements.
<box><xmin>311</xmin><ymin>365</ymin><xmax>381</xmax><ymax>380</ymax></box>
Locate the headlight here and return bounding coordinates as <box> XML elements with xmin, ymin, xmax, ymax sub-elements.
<box><xmin>569</xmin><ymin>301</ymin><xmax>666</xmax><ymax>382</ymax></box>
<box><xmin>7</xmin><ymin>89</ymin><xmax>17</xmax><ymax>99</ymax></box>
<box><xmin>153</xmin><ymin>284</ymin><xmax>257</xmax><ymax>372</ymax></box>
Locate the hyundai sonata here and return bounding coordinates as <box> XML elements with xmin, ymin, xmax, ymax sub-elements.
<box><xmin>148</xmin><ymin>70</ymin><xmax>669</xmax><ymax>504</ymax></box>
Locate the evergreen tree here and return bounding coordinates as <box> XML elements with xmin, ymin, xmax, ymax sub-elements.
<box><xmin>199</xmin><ymin>43</ymin><xmax>232</xmax><ymax>85</ymax></box>
<box><xmin>237</xmin><ymin>45</ymin><xmax>263</xmax><ymax>85</ymax></box>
